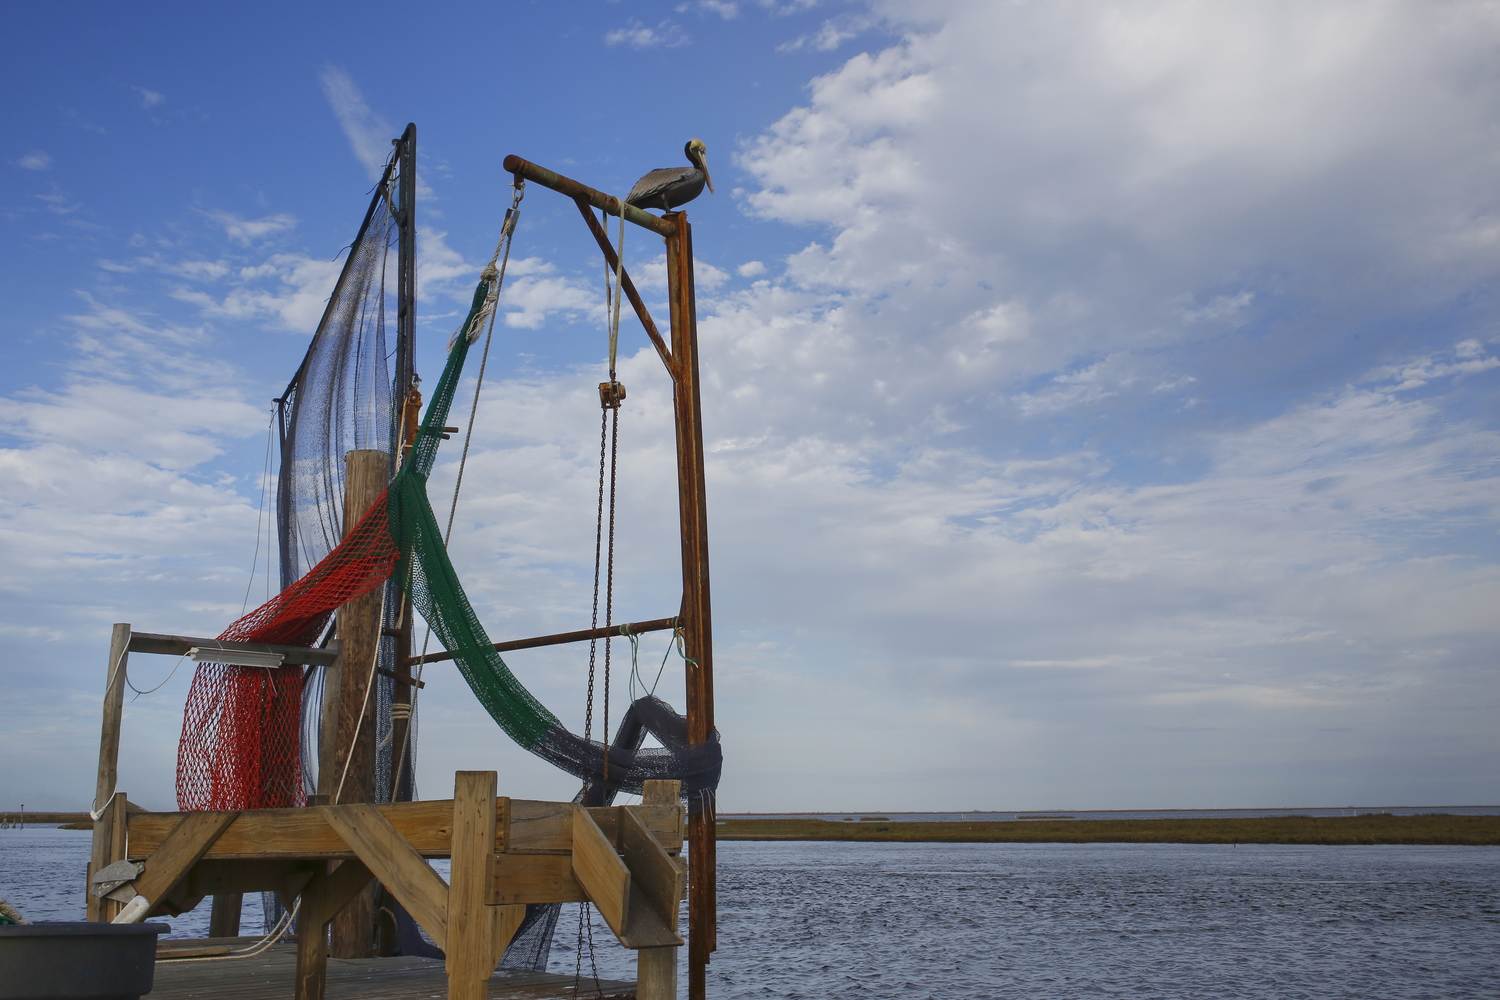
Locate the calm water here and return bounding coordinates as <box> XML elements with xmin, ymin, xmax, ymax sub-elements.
<box><xmin>5</xmin><ymin>828</ymin><xmax>1497</xmax><ymax>998</ymax></box>
<box><xmin>724</xmin><ymin>805</ymin><xmax>1500</xmax><ymax>822</ymax></box>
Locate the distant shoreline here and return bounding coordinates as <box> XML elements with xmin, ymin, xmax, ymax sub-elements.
<box><xmin>717</xmin><ymin>815</ymin><xmax>1500</xmax><ymax>845</ymax></box>
<box><xmin>0</xmin><ymin>813</ymin><xmax>89</xmax><ymax>826</ymax></box>
<box><xmin>16</xmin><ymin>811</ymin><xmax>1498</xmax><ymax>845</ymax></box>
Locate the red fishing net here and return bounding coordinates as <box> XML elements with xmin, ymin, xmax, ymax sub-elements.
<box><xmin>175</xmin><ymin>490</ymin><xmax>398</xmax><ymax>810</ymax></box>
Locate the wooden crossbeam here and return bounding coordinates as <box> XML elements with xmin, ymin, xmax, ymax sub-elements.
<box><xmin>127</xmin><ymin>799</ymin><xmax>681</xmax><ymax>860</ymax></box>
<box><xmin>127</xmin><ymin>631</ymin><xmax>339</xmax><ymax>666</ymax></box>
<box><xmin>490</xmin><ymin>854</ymin><xmax>588</xmax><ymax>905</ymax></box>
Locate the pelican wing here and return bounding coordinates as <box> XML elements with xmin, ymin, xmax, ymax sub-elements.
<box><xmin>627</xmin><ymin>166</ymin><xmax>695</xmax><ymax>208</ymax></box>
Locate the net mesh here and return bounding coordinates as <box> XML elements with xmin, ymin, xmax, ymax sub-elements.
<box><xmin>175</xmin><ymin>489</ymin><xmax>400</xmax><ymax>810</ymax></box>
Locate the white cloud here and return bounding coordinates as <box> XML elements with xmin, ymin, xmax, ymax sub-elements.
<box><xmin>202</xmin><ymin>209</ymin><xmax>297</xmax><ymax>246</ymax></box>
<box><xmin>319</xmin><ymin>66</ymin><xmax>395</xmax><ymax>179</ymax></box>
<box><xmin>172</xmin><ymin>252</ymin><xmax>342</xmax><ymax>332</ymax></box>
<box><xmin>499</xmin><ymin>258</ymin><xmax>602</xmax><ymax>330</ymax></box>
<box><xmin>778</xmin><ymin>13</ymin><xmax>878</xmax><ymax>52</ymax></box>
<box><xmin>133</xmin><ymin>86</ymin><xmax>164</xmax><ymax>109</ymax></box>
<box><xmin>696</xmin><ymin>0</ymin><xmax>739</xmax><ymax>19</ymax></box>
<box><xmin>17</xmin><ymin>151</ymin><xmax>51</xmax><ymax>171</ymax></box>
<box><xmin>737</xmin><ymin>260</ymin><xmax>767</xmax><ymax>277</ymax></box>
<box><xmin>605</xmin><ymin>19</ymin><xmax>691</xmax><ymax>49</ymax></box>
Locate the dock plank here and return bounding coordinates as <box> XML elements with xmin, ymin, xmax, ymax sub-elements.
<box><xmin>149</xmin><ymin>945</ymin><xmax>633</xmax><ymax>999</ymax></box>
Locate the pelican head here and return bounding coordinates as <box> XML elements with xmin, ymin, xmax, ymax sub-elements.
<box><xmin>685</xmin><ymin>138</ymin><xmax>713</xmax><ymax>194</ymax></box>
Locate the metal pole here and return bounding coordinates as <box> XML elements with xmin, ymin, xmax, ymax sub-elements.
<box><xmin>665</xmin><ymin>211</ymin><xmax>717</xmax><ymax>1000</ymax></box>
<box><xmin>501</xmin><ymin>155</ymin><xmax>677</xmax><ymax>238</ymax></box>
<box><xmin>410</xmin><ymin>616</ymin><xmax>680</xmax><ymax>665</ymax></box>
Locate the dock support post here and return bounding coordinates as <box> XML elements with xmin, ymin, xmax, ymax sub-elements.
<box><xmin>326</xmin><ymin>448</ymin><xmax>388</xmax><ymax>958</ymax></box>
<box><xmin>88</xmin><ymin>623</ymin><xmax>131</xmax><ymax>921</ymax></box>
<box><xmin>637</xmin><ymin>779</ymin><xmax>683</xmax><ymax>1000</ymax></box>
<box><xmin>208</xmin><ymin>892</ymin><xmax>242</xmax><ymax>937</ymax></box>
<box><xmin>295</xmin><ymin>860</ymin><xmax>375</xmax><ymax>1000</ymax></box>
<box><xmin>446</xmin><ymin>771</ymin><xmax>498</xmax><ymax>1000</ymax></box>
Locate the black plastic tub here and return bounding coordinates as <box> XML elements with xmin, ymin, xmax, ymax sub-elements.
<box><xmin>0</xmin><ymin>922</ymin><xmax>169</xmax><ymax>1000</ymax></box>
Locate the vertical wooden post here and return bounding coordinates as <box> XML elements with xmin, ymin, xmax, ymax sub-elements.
<box><xmin>86</xmin><ymin>792</ymin><xmax>129</xmax><ymax>922</ymax></box>
<box><xmin>664</xmin><ymin>212</ymin><xmax>716</xmax><ymax>1000</ymax></box>
<box><xmin>327</xmin><ymin>448</ymin><xmax>389</xmax><ymax>958</ymax></box>
<box><xmin>295</xmin><ymin>896</ymin><xmax>331</xmax><ymax>1000</ymax></box>
<box><xmin>447</xmin><ymin>771</ymin><xmax>498</xmax><ymax>1000</ymax></box>
<box><xmin>88</xmin><ymin>623</ymin><xmax>130</xmax><ymax>921</ymax></box>
<box><xmin>209</xmin><ymin>892</ymin><xmax>242</xmax><ymax>937</ymax></box>
<box><xmin>637</xmin><ymin>779</ymin><xmax>683</xmax><ymax>1000</ymax></box>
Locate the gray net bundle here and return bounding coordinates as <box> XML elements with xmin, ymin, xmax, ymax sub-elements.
<box><xmin>270</xmin><ymin>161</ymin><xmax>404</xmax><ymax>933</ymax></box>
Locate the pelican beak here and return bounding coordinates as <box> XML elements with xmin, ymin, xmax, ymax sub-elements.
<box><xmin>702</xmin><ymin>154</ymin><xmax>714</xmax><ymax>194</ymax></box>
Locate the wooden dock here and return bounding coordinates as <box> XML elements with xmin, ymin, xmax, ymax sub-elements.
<box><xmin>149</xmin><ymin>943</ymin><xmax>634</xmax><ymax>999</ymax></box>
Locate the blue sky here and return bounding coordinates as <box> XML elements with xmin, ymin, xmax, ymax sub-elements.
<box><xmin>2</xmin><ymin>0</ymin><xmax>1498</xmax><ymax>813</ymax></box>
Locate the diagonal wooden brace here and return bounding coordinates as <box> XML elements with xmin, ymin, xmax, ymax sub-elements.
<box><xmin>317</xmin><ymin>804</ymin><xmax>450</xmax><ymax>950</ymax></box>
<box><xmin>571</xmin><ymin>806</ymin><xmax>684</xmax><ymax>949</ymax></box>
<box><xmin>113</xmin><ymin>810</ymin><xmax>238</xmax><ymax>922</ymax></box>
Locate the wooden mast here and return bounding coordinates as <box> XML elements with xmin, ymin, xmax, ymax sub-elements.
<box><xmin>390</xmin><ymin>123</ymin><xmax>420</xmax><ymax>808</ymax></box>
<box><xmin>500</xmin><ymin>154</ymin><xmax>718</xmax><ymax>998</ymax></box>
<box><xmin>664</xmin><ymin>210</ymin><xmax>717</xmax><ymax>998</ymax></box>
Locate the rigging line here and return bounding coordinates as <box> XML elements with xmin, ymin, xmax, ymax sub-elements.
<box><xmin>240</xmin><ymin>409</ymin><xmax>277</xmax><ymax>615</ymax></box>
<box><xmin>125</xmin><ymin>652</ymin><xmax>189</xmax><ymax>700</ymax></box>
<box><xmin>407</xmin><ymin>184</ymin><xmax>524</xmax><ymax>783</ymax></box>
<box><xmin>443</xmin><ymin>185</ymin><xmax>523</xmax><ymax>547</ymax></box>
<box><xmin>608</xmin><ymin>203</ymin><xmax>625</xmax><ymax>378</ymax></box>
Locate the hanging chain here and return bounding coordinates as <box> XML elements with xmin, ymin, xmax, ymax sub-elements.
<box><xmin>585</xmin><ymin>205</ymin><xmax>629</xmax><ymax>794</ymax></box>
<box><xmin>585</xmin><ymin>406</ymin><xmax>608</xmax><ymax>747</ymax></box>
<box><xmin>602</xmin><ymin>400</ymin><xmax>620</xmax><ymax>785</ymax></box>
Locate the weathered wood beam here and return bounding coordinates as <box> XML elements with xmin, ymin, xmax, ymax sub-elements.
<box><xmin>126</xmin><ymin>799</ymin><xmax>680</xmax><ymax>860</ymax></box>
<box><xmin>133</xmin><ymin>811</ymin><xmax>240</xmax><ymax>920</ymax></box>
<box><xmin>490</xmin><ymin>854</ymin><xmax>588</xmax><ymax>905</ymax></box>
<box><xmin>126</xmin><ymin>632</ymin><xmax>339</xmax><ymax>666</ymax></box>
<box><xmin>571</xmin><ymin>806</ymin><xmax>632</xmax><ymax>937</ymax></box>
<box><xmin>317</xmin><ymin>804</ymin><xmax>450</xmax><ymax>951</ymax></box>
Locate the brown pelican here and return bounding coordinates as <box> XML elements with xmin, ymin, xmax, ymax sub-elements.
<box><xmin>625</xmin><ymin>138</ymin><xmax>714</xmax><ymax>212</ymax></box>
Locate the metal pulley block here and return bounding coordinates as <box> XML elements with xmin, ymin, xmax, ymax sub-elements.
<box><xmin>599</xmin><ymin>381</ymin><xmax>626</xmax><ymax>409</ymax></box>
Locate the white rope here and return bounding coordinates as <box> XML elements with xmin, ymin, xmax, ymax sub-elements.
<box><xmin>444</xmin><ymin>181</ymin><xmax>523</xmax><ymax>544</ymax></box>
<box><xmin>125</xmin><ymin>652</ymin><xmax>189</xmax><ymax>700</ymax></box>
<box><xmin>240</xmin><ymin>409</ymin><xmax>277</xmax><ymax>615</ymax></box>
<box><xmin>154</xmin><ymin>899</ymin><xmax>301</xmax><ymax>963</ymax></box>
<box><xmin>609</xmin><ymin>203</ymin><xmax>625</xmax><ymax>377</ymax></box>
<box><xmin>409</xmin><ymin>180</ymin><xmax>526</xmax><ymax>729</ymax></box>
<box><xmin>333</xmin><ymin>588</ymin><xmax>388</xmax><ymax>805</ymax></box>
